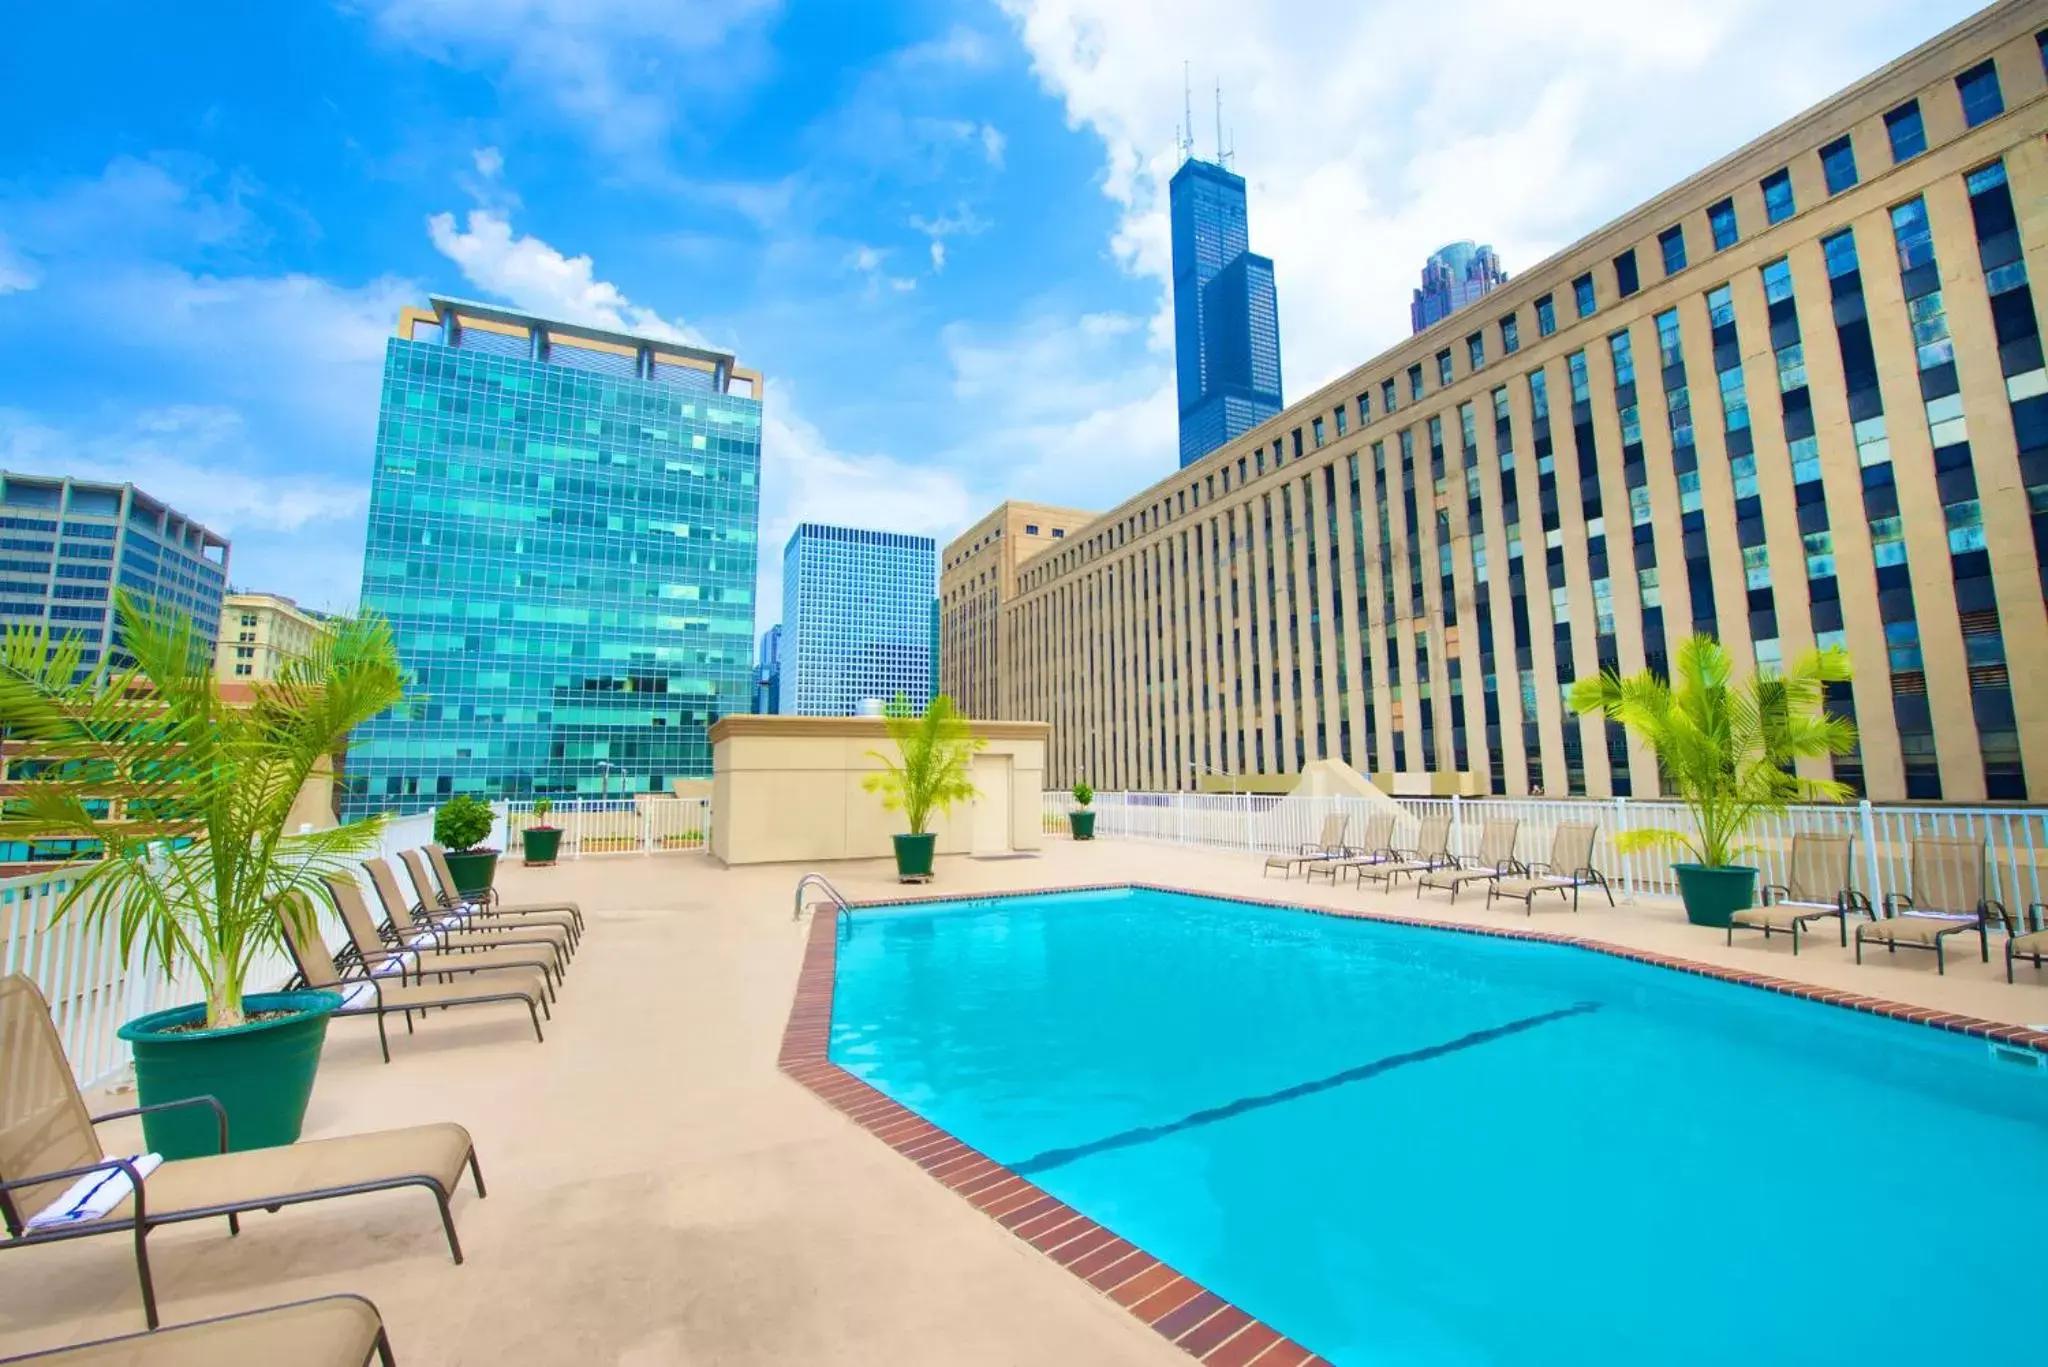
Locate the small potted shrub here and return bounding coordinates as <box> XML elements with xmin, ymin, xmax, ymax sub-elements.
<box><xmin>0</xmin><ymin>594</ymin><xmax>403</xmax><ymax>1158</ymax></box>
<box><xmin>522</xmin><ymin>796</ymin><xmax>561</xmax><ymax>866</ymax></box>
<box><xmin>1569</xmin><ymin>633</ymin><xmax>1856</xmax><ymax>928</ymax></box>
<box><xmin>1069</xmin><ymin>781</ymin><xmax>1096</xmax><ymax>840</ymax></box>
<box><xmin>434</xmin><ymin>793</ymin><xmax>500</xmax><ymax>898</ymax></box>
<box><xmin>863</xmin><ymin>693</ymin><xmax>984</xmax><ymax>882</ymax></box>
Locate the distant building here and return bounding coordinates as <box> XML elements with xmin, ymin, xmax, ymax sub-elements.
<box><xmin>348</xmin><ymin>296</ymin><xmax>763</xmax><ymax>814</ymax></box>
<box><xmin>940</xmin><ymin>501</ymin><xmax>1090</xmax><ymax>719</ymax></box>
<box><xmin>0</xmin><ymin>472</ymin><xmax>229</xmax><ymax>667</ymax></box>
<box><xmin>1171</xmin><ymin>157</ymin><xmax>1283</xmax><ymax>467</ymax></box>
<box><xmin>1410</xmin><ymin>241</ymin><xmax>1507</xmax><ymax>334</ymax></box>
<box><xmin>753</xmin><ymin>625</ymin><xmax>783</xmax><ymax>714</ymax></box>
<box><xmin>216</xmin><ymin>591</ymin><xmax>329</xmax><ymax>682</ymax></box>
<box><xmin>780</xmin><ymin>524</ymin><xmax>936</xmax><ymax>716</ymax></box>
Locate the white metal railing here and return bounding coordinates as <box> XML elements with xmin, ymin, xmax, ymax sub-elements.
<box><xmin>1042</xmin><ymin>790</ymin><xmax>2048</xmax><ymax>912</ymax></box>
<box><xmin>498</xmin><ymin>797</ymin><xmax>710</xmax><ymax>859</ymax></box>
<box><xmin>0</xmin><ymin>811</ymin><xmax>438</xmax><ymax>1093</ymax></box>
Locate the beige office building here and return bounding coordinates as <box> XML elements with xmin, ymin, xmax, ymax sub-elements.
<box><xmin>985</xmin><ymin>3</ymin><xmax>2048</xmax><ymax>803</ymax></box>
<box><xmin>939</xmin><ymin>501</ymin><xmax>1092</xmax><ymax>720</ymax></box>
<box><xmin>216</xmin><ymin>592</ymin><xmax>329</xmax><ymax>682</ymax></box>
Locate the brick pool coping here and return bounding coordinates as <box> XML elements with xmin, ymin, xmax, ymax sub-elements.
<box><xmin>778</xmin><ymin>881</ymin><xmax>2048</xmax><ymax>1367</ymax></box>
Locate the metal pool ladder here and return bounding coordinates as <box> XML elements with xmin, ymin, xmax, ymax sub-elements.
<box><xmin>793</xmin><ymin>872</ymin><xmax>851</xmax><ymax>922</ymax></box>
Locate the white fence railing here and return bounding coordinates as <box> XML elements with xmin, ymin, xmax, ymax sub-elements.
<box><xmin>498</xmin><ymin>798</ymin><xmax>710</xmax><ymax>859</ymax></box>
<box><xmin>0</xmin><ymin>811</ymin><xmax>438</xmax><ymax>1093</ymax></box>
<box><xmin>1042</xmin><ymin>791</ymin><xmax>2048</xmax><ymax>913</ymax></box>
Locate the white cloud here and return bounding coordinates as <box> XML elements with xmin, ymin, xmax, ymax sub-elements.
<box><xmin>980</xmin><ymin>124</ymin><xmax>1007</xmax><ymax>167</ymax></box>
<box><xmin>428</xmin><ymin>206</ymin><xmax>706</xmax><ymax>343</ymax></box>
<box><xmin>471</xmin><ymin>145</ymin><xmax>504</xmax><ymax>179</ymax></box>
<box><xmin>0</xmin><ymin>236</ymin><xmax>37</xmax><ymax>294</ymax></box>
<box><xmin>930</xmin><ymin>240</ymin><xmax>947</xmax><ymax>272</ymax></box>
<box><xmin>994</xmin><ymin>0</ymin><xmax>1978</xmax><ymax>421</ymax></box>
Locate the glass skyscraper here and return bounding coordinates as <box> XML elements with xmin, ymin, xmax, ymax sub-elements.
<box><xmin>1171</xmin><ymin>157</ymin><xmax>1283</xmax><ymax>467</ymax></box>
<box><xmin>779</xmin><ymin>523</ymin><xmax>936</xmax><ymax>715</ymax></box>
<box><xmin>1410</xmin><ymin>240</ymin><xmax>1507</xmax><ymax>334</ymax></box>
<box><xmin>0</xmin><ymin>474</ymin><xmax>229</xmax><ymax>667</ymax></box>
<box><xmin>347</xmin><ymin>297</ymin><xmax>762</xmax><ymax>814</ymax></box>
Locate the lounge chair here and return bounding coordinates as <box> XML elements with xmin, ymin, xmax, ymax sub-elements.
<box><xmin>1359</xmin><ymin>814</ymin><xmax>1454</xmax><ymax>890</ymax></box>
<box><xmin>0</xmin><ymin>1293</ymin><xmax>394</xmax><ymax>1364</ymax></box>
<box><xmin>1262</xmin><ymin>813</ymin><xmax>1352</xmax><ymax>878</ymax></box>
<box><xmin>0</xmin><ymin>975</ymin><xmax>483</xmax><ymax>1328</ymax></box>
<box><xmin>1727</xmin><ymin>832</ymin><xmax>1869</xmax><ymax>953</ymax></box>
<box><xmin>422</xmin><ymin>845</ymin><xmax>586</xmax><ymax>934</ymax></box>
<box><xmin>366</xmin><ymin>857</ymin><xmax>578</xmax><ymax>955</ymax></box>
<box><xmin>1485</xmin><ymin>822</ymin><xmax>1614</xmax><ymax>913</ymax></box>
<box><xmin>279</xmin><ymin>893</ymin><xmax>548</xmax><ymax>1064</ymax></box>
<box><xmin>324</xmin><ymin>875</ymin><xmax>564</xmax><ymax>992</ymax></box>
<box><xmin>1304</xmin><ymin>814</ymin><xmax>1399</xmax><ymax>884</ymax></box>
<box><xmin>1856</xmin><ymin>835</ymin><xmax>2012</xmax><ymax>973</ymax></box>
<box><xmin>2007</xmin><ymin>903</ymin><xmax>2048</xmax><ymax>983</ymax></box>
<box><xmin>1416</xmin><ymin>817</ymin><xmax>1523</xmax><ymax>903</ymax></box>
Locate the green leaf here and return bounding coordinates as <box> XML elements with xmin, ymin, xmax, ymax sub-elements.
<box><xmin>861</xmin><ymin>693</ymin><xmax>986</xmax><ymax>836</ymax></box>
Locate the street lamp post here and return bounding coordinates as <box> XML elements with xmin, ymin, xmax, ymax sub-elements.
<box><xmin>598</xmin><ymin>760</ymin><xmax>615</xmax><ymax>802</ymax></box>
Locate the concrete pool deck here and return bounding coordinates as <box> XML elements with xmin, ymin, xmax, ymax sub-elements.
<box><xmin>4</xmin><ymin>836</ymin><xmax>2043</xmax><ymax>1364</ymax></box>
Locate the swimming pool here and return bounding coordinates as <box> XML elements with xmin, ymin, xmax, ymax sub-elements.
<box><xmin>827</xmin><ymin>886</ymin><xmax>2048</xmax><ymax>1367</ymax></box>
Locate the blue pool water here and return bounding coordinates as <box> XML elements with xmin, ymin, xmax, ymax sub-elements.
<box><xmin>828</xmin><ymin>887</ymin><xmax>2048</xmax><ymax>1367</ymax></box>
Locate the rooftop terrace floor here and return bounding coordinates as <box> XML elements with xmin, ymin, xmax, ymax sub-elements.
<box><xmin>5</xmin><ymin>837</ymin><xmax>2044</xmax><ymax>1363</ymax></box>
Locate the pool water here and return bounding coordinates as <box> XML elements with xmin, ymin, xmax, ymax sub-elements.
<box><xmin>828</xmin><ymin>887</ymin><xmax>2048</xmax><ymax>1367</ymax></box>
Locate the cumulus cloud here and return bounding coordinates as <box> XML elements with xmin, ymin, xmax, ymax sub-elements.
<box><xmin>428</xmin><ymin>205</ymin><xmax>706</xmax><ymax>342</ymax></box>
<box><xmin>0</xmin><ymin>236</ymin><xmax>37</xmax><ymax>294</ymax></box>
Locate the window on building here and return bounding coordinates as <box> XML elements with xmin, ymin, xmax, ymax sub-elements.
<box><xmin>1613</xmin><ymin>249</ymin><xmax>1640</xmax><ymax>298</ymax></box>
<box><xmin>1408</xmin><ymin>364</ymin><xmax>1424</xmax><ymax>400</ymax></box>
<box><xmin>1658</xmin><ymin>225</ymin><xmax>1686</xmax><ymax>277</ymax></box>
<box><xmin>1357</xmin><ymin>391</ymin><xmax>1372</xmax><ymax>421</ymax></box>
<box><xmin>1024</xmin><ymin>523</ymin><xmax>1039</xmax><ymax>535</ymax></box>
<box><xmin>1500</xmin><ymin>313</ymin><xmax>1520</xmax><ymax>354</ymax></box>
<box><xmin>1382</xmin><ymin>379</ymin><xmax>1397</xmax><ymax>412</ymax></box>
<box><xmin>1572</xmin><ymin>273</ymin><xmax>1596</xmax><ymax>318</ymax></box>
<box><xmin>239</xmin><ymin>613</ymin><xmax>257</xmax><ymax>627</ymax></box>
<box><xmin>1884</xmin><ymin>100</ymin><xmax>1926</xmax><ymax>163</ymax></box>
<box><xmin>1052</xmin><ymin>528</ymin><xmax>1065</xmax><ymax>538</ymax></box>
<box><xmin>1432</xmin><ymin>349</ymin><xmax>1450</xmax><ymax>387</ymax></box>
<box><xmin>1708</xmin><ymin>197</ymin><xmax>1739</xmax><ymax>250</ymax></box>
<box><xmin>1466</xmin><ymin>331</ymin><xmax>1485</xmax><ymax>371</ymax></box>
<box><xmin>1312</xmin><ymin>416</ymin><xmax>1326</xmax><ymax>448</ymax></box>
<box><xmin>1760</xmin><ymin>168</ymin><xmax>1795</xmax><ymax>225</ymax></box>
<box><xmin>1819</xmin><ymin>135</ymin><xmax>1858</xmax><ymax>195</ymax></box>
<box><xmin>1535</xmin><ymin>295</ymin><xmax>1556</xmax><ymax>337</ymax></box>
<box><xmin>1334</xmin><ymin>404</ymin><xmax>1349</xmax><ymax>437</ymax></box>
<box><xmin>2039</xmin><ymin>27</ymin><xmax>2047</xmax><ymax>75</ymax></box>
<box><xmin>1957</xmin><ymin>59</ymin><xmax>2004</xmax><ymax>127</ymax></box>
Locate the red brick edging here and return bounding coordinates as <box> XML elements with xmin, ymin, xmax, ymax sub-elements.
<box><xmin>778</xmin><ymin>882</ymin><xmax>2048</xmax><ymax>1367</ymax></box>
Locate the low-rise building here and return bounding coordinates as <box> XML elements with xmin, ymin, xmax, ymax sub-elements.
<box><xmin>215</xmin><ymin>592</ymin><xmax>330</xmax><ymax>682</ymax></box>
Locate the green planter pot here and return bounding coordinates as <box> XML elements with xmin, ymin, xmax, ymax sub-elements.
<box><xmin>118</xmin><ymin>989</ymin><xmax>343</xmax><ymax>1160</ymax></box>
<box><xmin>441</xmin><ymin>848</ymin><xmax>500</xmax><ymax>898</ymax></box>
<box><xmin>521</xmin><ymin>826</ymin><xmax>563</xmax><ymax>866</ymax></box>
<box><xmin>892</xmin><ymin>833</ymin><xmax>936</xmax><ymax>882</ymax></box>
<box><xmin>1068</xmin><ymin>810</ymin><xmax>1096</xmax><ymax>840</ymax></box>
<box><xmin>1672</xmin><ymin>863</ymin><xmax>1759</xmax><ymax>929</ymax></box>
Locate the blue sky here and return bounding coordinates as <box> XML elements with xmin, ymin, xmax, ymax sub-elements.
<box><xmin>0</xmin><ymin>0</ymin><xmax>1980</xmax><ymax>632</ymax></box>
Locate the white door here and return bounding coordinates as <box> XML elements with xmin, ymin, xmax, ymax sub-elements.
<box><xmin>971</xmin><ymin>755</ymin><xmax>1013</xmax><ymax>855</ymax></box>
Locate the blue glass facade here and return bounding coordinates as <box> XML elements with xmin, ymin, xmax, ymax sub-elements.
<box><xmin>1171</xmin><ymin>158</ymin><xmax>1283</xmax><ymax>467</ymax></box>
<box><xmin>0</xmin><ymin>474</ymin><xmax>229</xmax><ymax>668</ymax></box>
<box><xmin>347</xmin><ymin>300</ymin><xmax>761</xmax><ymax>814</ymax></box>
<box><xmin>1410</xmin><ymin>241</ymin><xmax>1506</xmax><ymax>334</ymax></box>
<box><xmin>780</xmin><ymin>524</ymin><xmax>935</xmax><ymax>715</ymax></box>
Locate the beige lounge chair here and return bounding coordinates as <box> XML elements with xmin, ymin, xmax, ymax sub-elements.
<box><xmin>1727</xmin><ymin>833</ymin><xmax>1868</xmax><ymax>953</ymax></box>
<box><xmin>2008</xmin><ymin>903</ymin><xmax>2048</xmax><ymax>983</ymax></box>
<box><xmin>366</xmin><ymin>857</ymin><xmax>578</xmax><ymax>955</ymax></box>
<box><xmin>1262</xmin><ymin>813</ymin><xmax>1352</xmax><ymax>878</ymax></box>
<box><xmin>0</xmin><ymin>975</ymin><xmax>483</xmax><ymax>1328</ymax></box>
<box><xmin>280</xmin><ymin>893</ymin><xmax>548</xmax><ymax>1063</ymax></box>
<box><xmin>1416</xmin><ymin>817</ymin><xmax>1523</xmax><ymax>902</ymax></box>
<box><xmin>1486</xmin><ymin>822</ymin><xmax>1613</xmax><ymax>913</ymax></box>
<box><xmin>1304</xmin><ymin>814</ymin><xmax>1399</xmax><ymax>883</ymax></box>
<box><xmin>324</xmin><ymin>875</ymin><xmax>564</xmax><ymax>992</ymax></box>
<box><xmin>1856</xmin><ymin>835</ymin><xmax>2012</xmax><ymax>973</ymax></box>
<box><xmin>0</xmin><ymin>1293</ymin><xmax>394</xmax><ymax>1364</ymax></box>
<box><xmin>422</xmin><ymin>846</ymin><xmax>585</xmax><ymax>934</ymax></box>
<box><xmin>1359</xmin><ymin>815</ymin><xmax>1454</xmax><ymax>889</ymax></box>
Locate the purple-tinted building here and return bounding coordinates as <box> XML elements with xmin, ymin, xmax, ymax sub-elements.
<box><xmin>1410</xmin><ymin>241</ymin><xmax>1507</xmax><ymax>334</ymax></box>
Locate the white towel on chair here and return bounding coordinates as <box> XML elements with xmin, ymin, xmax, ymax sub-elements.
<box><xmin>28</xmin><ymin>1154</ymin><xmax>163</xmax><ymax>1229</ymax></box>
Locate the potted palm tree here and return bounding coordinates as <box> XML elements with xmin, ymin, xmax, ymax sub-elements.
<box><xmin>522</xmin><ymin>796</ymin><xmax>561</xmax><ymax>866</ymax></box>
<box><xmin>863</xmin><ymin>694</ymin><xmax>984</xmax><ymax>882</ymax></box>
<box><xmin>1069</xmin><ymin>781</ymin><xmax>1096</xmax><ymax>840</ymax></box>
<box><xmin>1568</xmin><ymin>633</ymin><xmax>1856</xmax><ymax>928</ymax></box>
<box><xmin>0</xmin><ymin>593</ymin><xmax>403</xmax><ymax>1159</ymax></box>
<box><xmin>434</xmin><ymin>792</ymin><xmax>498</xmax><ymax>896</ymax></box>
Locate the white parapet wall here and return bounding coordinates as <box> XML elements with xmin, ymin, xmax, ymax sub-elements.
<box><xmin>708</xmin><ymin>715</ymin><xmax>1049</xmax><ymax>866</ymax></box>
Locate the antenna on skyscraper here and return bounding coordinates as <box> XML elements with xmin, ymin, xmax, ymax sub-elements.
<box><xmin>1180</xmin><ymin>61</ymin><xmax>1195</xmax><ymax>164</ymax></box>
<box><xmin>1214</xmin><ymin>83</ymin><xmax>1225</xmax><ymax>167</ymax></box>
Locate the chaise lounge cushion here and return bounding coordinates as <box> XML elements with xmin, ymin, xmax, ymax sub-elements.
<box><xmin>5</xmin><ymin>1294</ymin><xmax>387</xmax><ymax>1366</ymax></box>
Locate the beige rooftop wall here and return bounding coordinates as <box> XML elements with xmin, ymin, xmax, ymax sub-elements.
<box><xmin>708</xmin><ymin>715</ymin><xmax>1049</xmax><ymax>866</ymax></box>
